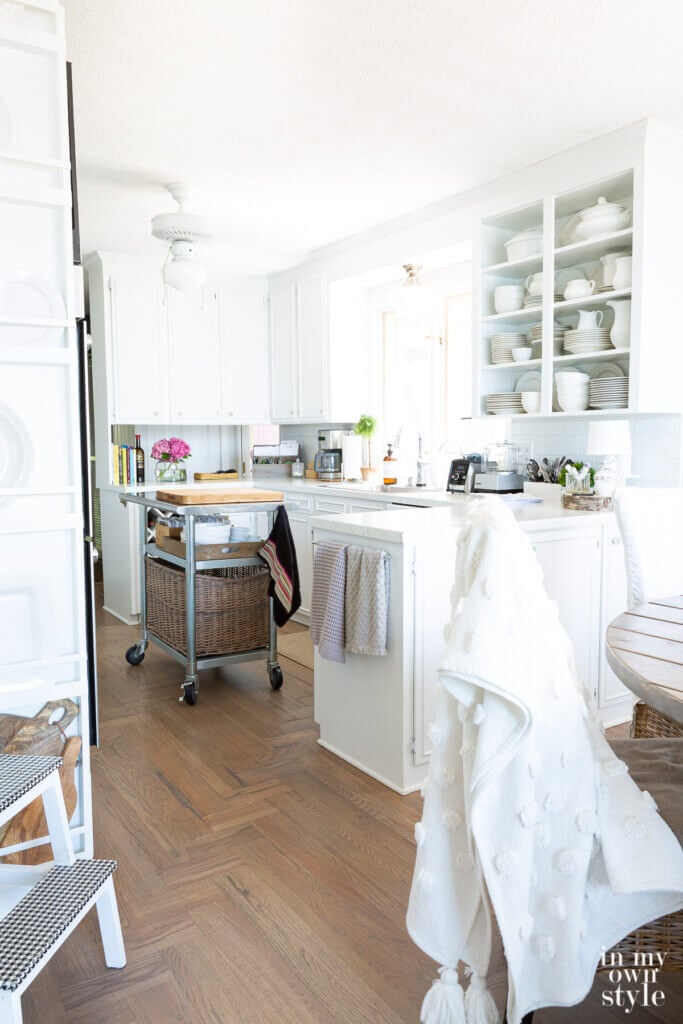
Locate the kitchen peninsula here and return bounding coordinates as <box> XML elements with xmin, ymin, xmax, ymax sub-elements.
<box><xmin>308</xmin><ymin>493</ymin><xmax>630</xmax><ymax>794</ymax></box>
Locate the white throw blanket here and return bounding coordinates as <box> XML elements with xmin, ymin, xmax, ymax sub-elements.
<box><xmin>310</xmin><ymin>541</ymin><xmax>347</xmax><ymax>663</ymax></box>
<box><xmin>407</xmin><ymin>497</ymin><xmax>683</xmax><ymax>1024</ymax></box>
<box><xmin>345</xmin><ymin>546</ymin><xmax>390</xmax><ymax>656</ymax></box>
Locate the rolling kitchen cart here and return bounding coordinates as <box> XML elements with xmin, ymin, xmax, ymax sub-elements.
<box><xmin>120</xmin><ymin>489</ymin><xmax>284</xmax><ymax>705</ymax></box>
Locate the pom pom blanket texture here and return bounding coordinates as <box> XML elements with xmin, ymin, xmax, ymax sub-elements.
<box><xmin>407</xmin><ymin>497</ymin><xmax>683</xmax><ymax>1024</ymax></box>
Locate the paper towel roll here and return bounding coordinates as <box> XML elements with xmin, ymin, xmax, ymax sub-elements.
<box><xmin>342</xmin><ymin>434</ymin><xmax>363</xmax><ymax>480</ymax></box>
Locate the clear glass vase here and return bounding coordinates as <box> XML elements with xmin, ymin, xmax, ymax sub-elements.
<box><xmin>154</xmin><ymin>460</ymin><xmax>187</xmax><ymax>483</ymax></box>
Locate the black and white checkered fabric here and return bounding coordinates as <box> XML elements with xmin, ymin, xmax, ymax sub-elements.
<box><xmin>0</xmin><ymin>755</ymin><xmax>62</xmax><ymax>814</ymax></box>
<box><xmin>0</xmin><ymin>859</ymin><xmax>117</xmax><ymax>992</ymax></box>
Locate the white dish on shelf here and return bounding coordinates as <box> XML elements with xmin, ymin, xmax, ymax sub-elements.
<box><xmin>512</xmin><ymin>347</ymin><xmax>533</xmax><ymax>362</ymax></box>
<box><xmin>520</xmin><ymin>391</ymin><xmax>541</xmax><ymax>414</ymax></box>
<box><xmin>0</xmin><ymin>272</ymin><xmax>66</xmax><ymax>344</ymax></box>
<box><xmin>590</xmin><ymin>362</ymin><xmax>626</xmax><ymax>380</ymax></box>
<box><xmin>515</xmin><ymin>370</ymin><xmax>542</xmax><ymax>393</ymax></box>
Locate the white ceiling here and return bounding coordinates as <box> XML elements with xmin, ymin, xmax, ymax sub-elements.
<box><xmin>65</xmin><ymin>0</ymin><xmax>683</xmax><ymax>276</ymax></box>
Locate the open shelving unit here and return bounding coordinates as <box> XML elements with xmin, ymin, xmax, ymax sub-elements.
<box><xmin>476</xmin><ymin>170</ymin><xmax>636</xmax><ymax>418</ymax></box>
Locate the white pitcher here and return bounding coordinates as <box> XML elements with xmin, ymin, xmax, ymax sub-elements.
<box><xmin>612</xmin><ymin>255</ymin><xmax>632</xmax><ymax>291</ymax></box>
<box><xmin>606</xmin><ymin>298</ymin><xmax>631</xmax><ymax>348</ymax></box>
<box><xmin>577</xmin><ymin>309</ymin><xmax>603</xmax><ymax>329</ymax></box>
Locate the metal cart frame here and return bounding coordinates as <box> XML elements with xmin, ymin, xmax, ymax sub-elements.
<box><xmin>120</xmin><ymin>492</ymin><xmax>283</xmax><ymax>704</ymax></box>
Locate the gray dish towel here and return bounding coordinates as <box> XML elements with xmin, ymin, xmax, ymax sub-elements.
<box><xmin>345</xmin><ymin>546</ymin><xmax>390</xmax><ymax>656</ymax></box>
<box><xmin>310</xmin><ymin>542</ymin><xmax>347</xmax><ymax>663</ymax></box>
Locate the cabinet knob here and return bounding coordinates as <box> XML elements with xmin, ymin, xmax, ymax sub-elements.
<box><xmin>153</xmin><ymin>410</ymin><xmax>159</xmax><ymax>416</ymax></box>
<box><xmin>611</xmin><ymin>536</ymin><xmax>621</xmax><ymax>546</ymax></box>
<box><xmin>177</xmin><ymin>411</ymin><xmax>182</xmax><ymax>416</ymax></box>
<box><xmin>228</xmin><ymin>411</ymin><xmax>234</xmax><ymax>417</ymax></box>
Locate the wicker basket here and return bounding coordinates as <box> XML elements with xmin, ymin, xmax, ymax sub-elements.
<box><xmin>597</xmin><ymin>911</ymin><xmax>683</xmax><ymax>972</ymax></box>
<box><xmin>631</xmin><ymin>701</ymin><xmax>683</xmax><ymax>739</ymax></box>
<box><xmin>145</xmin><ymin>556</ymin><xmax>270</xmax><ymax>658</ymax></box>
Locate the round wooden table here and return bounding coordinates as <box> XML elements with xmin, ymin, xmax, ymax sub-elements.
<box><xmin>606</xmin><ymin>595</ymin><xmax>683</xmax><ymax>727</ymax></box>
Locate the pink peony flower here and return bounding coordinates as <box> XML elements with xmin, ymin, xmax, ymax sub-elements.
<box><xmin>151</xmin><ymin>437</ymin><xmax>191</xmax><ymax>462</ymax></box>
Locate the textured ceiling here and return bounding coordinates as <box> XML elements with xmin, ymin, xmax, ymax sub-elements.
<box><xmin>64</xmin><ymin>0</ymin><xmax>683</xmax><ymax>275</ymax></box>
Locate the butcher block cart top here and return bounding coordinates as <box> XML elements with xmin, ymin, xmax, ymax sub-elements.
<box><xmin>120</xmin><ymin>488</ymin><xmax>284</xmax><ymax>705</ymax></box>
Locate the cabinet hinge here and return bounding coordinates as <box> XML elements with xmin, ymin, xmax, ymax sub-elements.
<box><xmin>409</xmin><ymin>736</ymin><xmax>416</xmax><ymax>756</ymax></box>
<box><xmin>107</xmin><ymin>276</ymin><xmax>112</xmax><ymax>291</ymax></box>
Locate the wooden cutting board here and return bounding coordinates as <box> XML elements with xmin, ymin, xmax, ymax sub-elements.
<box><xmin>155</xmin><ymin>488</ymin><xmax>283</xmax><ymax>505</ymax></box>
<box><xmin>0</xmin><ymin>736</ymin><xmax>81</xmax><ymax>864</ymax></box>
<box><xmin>193</xmin><ymin>472</ymin><xmax>239</xmax><ymax>481</ymax></box>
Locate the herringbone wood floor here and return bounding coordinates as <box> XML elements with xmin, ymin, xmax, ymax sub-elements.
<box><xmin>23</xmin><ymin>591</ymin><xmax>683</xmax><ymax>1023</ymax></box>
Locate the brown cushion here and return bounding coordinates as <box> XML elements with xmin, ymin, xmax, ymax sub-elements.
<box><xmin>610</xmin><ymin>738</ymin><xmax>683</xmax><ymax>842</ymax></box>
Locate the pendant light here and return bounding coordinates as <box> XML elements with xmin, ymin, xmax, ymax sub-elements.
<box><xmin>151</xmin><ymin>183</ymin><xmax>211</xmax><ymax>292</ymax></box>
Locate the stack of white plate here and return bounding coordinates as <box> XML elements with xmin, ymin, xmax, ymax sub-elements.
<box><xmin>485</xmin><ymin>392</ymin><xmax>524</xmax><ymax>415</ymax></box>
<box><xmin>563</xmin><ymin>328</ymin><xmax>613</xmax><ymax>354</ymax></box>
<box><xmin>490</xmin><ymin>332</ymin><xmax>526</xmax><ymax>364</ymax></box>
<box><xmin>589</xmin><ymin>377</ymin><xmax>629</xmax><ymax>409</ymax></box>
<box><xmin>555</xmin><ymin>370</ymin><xmax>589</xmax><ymax>412</ymax></box>
<box><xmin>523</xmin><ymin>293</ymin><xmax>563</xmax><ymax>309</ymax></box>
<box><xmin>527</xmin><ymin>322</ymin><xmax>566</xmax><ymax>354</ymax></box>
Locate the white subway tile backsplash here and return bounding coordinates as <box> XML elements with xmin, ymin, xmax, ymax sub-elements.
<box><xmin>511</xmin><ymin>414</ymin><xmax>682</xmax><ymax>488</ymax></box>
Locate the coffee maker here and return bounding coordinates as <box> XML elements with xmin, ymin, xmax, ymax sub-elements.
<box><xmin>314</xmin><ymin>429</ymin><xmax>343</xmax><ymax>481</ymax></box>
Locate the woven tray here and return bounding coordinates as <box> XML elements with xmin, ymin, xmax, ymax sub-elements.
<box><xmin>145</xmin><ymin>556</ymin><xmax>269</xmax><ymax>657</ymax></box>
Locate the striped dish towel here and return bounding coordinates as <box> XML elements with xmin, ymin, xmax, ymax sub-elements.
<box><xmin>310</xmin><ymin>542</ymin><xmax>347</xmax><ymax>663</ymax></box>
<box><xmin>345</xmin><ymin>546</ymin><xmax>390</xmax><ymax>656</ymax></box>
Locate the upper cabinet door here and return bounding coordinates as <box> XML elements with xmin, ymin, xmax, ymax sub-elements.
<box><xmin>270</xmin><ymin>283</ymin><xmax>298</xmax><ymax>421</ymax></box>
<box><xmin>109</xmin><ymin>276</ymin><xmax>168</xmax><ymax>423</ymax></box>
<box><xmin>297</xmin><ymin>275</ymin><xmax>327</xmax><ymax>420</ymax></box>
<box><xmin>167</xmin><ymin>288</ymin><xmax>221</xmax><ymax>423</ymax></box>
<box><xmin>219</xmin><ymin>290</ymin><xmax>270</xmax><ymax>423</ymax></box>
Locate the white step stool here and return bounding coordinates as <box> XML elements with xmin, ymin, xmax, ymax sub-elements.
<box><xmin>0</xmin><ymin>754</ymin><xmax>125</xmax><ymax>1023</ymax></box>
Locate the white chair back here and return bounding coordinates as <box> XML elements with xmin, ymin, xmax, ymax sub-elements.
<box><xmin>613</xmin><ymin>487</ymin><xmax>683</xmax><ymax>609</ymax></box>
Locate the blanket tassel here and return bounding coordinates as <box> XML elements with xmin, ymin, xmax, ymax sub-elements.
<box><xmin>464</xmin><ymin>971</ymin><xmax>500</xmax><ymax>1024</ymax></box>
<box><xmin>421</xmin><ymin>967</ymin><xmax>466</xmax><ymax>1024</ymax></box>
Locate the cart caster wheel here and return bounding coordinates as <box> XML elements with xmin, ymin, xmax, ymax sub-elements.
<box><xmin>183</xmin><ymin>682</ymin><xmax>198</xmax><ymax>705</ymax></box>
<box><xmin>269</xmin><ymin>666</ymin><xmax>283</xmax><ymax>690</ymax></box>
<box><xmin>125</xmin><ymin>645</ymin><xmax>145</xmax><ymax>666</ymax></box>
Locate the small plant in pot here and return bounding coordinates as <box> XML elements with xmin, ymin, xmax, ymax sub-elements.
<box><xmin>354</xmin><ymin>414</ymin><xmax>378</xmax><ymax>482</ymax></box>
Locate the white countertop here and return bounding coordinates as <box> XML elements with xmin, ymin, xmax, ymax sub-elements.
<box><xmin>108</xmin><ymin>475</ymin><xmax>612</xmax><ymax>542</ymax></box>
<box><xmin>308</xmin><ymin>497</ymin><xmax>613</xmax><ymax>543</ymax></box>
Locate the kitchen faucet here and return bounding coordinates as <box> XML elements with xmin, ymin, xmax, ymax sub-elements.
<box><xmin>416</xmin><ymin>434</ymin><xmax>427</xmax><ymax>487</ymax></box>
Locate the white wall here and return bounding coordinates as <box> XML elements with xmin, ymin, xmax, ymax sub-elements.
<box><xmin>132</xmin><ymin>424</ymin><xmax>241</xmax><ymax>480</ymax></box>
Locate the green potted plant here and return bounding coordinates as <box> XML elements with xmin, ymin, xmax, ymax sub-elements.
<box><xmin>354</xmin><ymin>414</ymin><xmax>378</xmax><ymax>482</ymax></box>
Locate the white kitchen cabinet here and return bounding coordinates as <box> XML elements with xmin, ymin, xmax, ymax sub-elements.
<box><xmin>269</xmin><ymin>283</ymin><xmax>297</xmax><ymax>421</ymax></box>
<box><xmin>167</xmin><ymin>288</ymin><xmax>221</xmax><ymax>424</ymax></box>
<box><xmin>297</xmin><ymin>274</ymin><xmax>327</xmax><ymax>419</ymax></box>
<box><xmin>598</xmin><ymin>521</ymin><xmax>632</xmax><ymax>724</ymax></box>
<box><xmin>109</xmin><ymin>274</ymin><xmax>168</xmax><ymax>423</ymax></box>
<box><xmin>219</xmin><ymin>289</ymin><xmax>270</xmax><ymax>423</ymax></box>
<box><xmin>269</xmin><ymin>273</ymin><xmax>327</xmax><ymax>423</ymax></box>
<box><xmin>288</xmin><ymin>512</ymin><xmax>313</xmax><ymax>620</ymax></box>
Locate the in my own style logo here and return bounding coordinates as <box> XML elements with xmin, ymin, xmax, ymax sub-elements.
<box><xmin>600</xmin><ymin>947</ymin><xmax>668</xmax><ymax>1013</ymax></box>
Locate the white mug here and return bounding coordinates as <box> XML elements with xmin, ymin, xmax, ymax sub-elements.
<box><xmin>525</xmin><ymin>272</ymin><xmax>543</xmax><ymax>297</ymax></box>
<box><xmin>494</xmin><ymin>284</ymin><xmax>525</xmax><ymax>314</ymax></box>
<box><xmin>577</xmin><ymin>309</ymin><xmax>603</xmax><ymax>329</ymax></box>
<box><xmin>564</xmin><ymin>279</ymin><xmax>596</xmax><ymax>301</ymax></box>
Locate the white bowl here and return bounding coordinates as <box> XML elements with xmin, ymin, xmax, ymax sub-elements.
<box><xmin>512</xmin><ymin>347</ymin><xmax>533</xmax><ymax>362</ymax></box>
<box><xmin>494</xmin><ymin>285</ymin><xmax>525</xmax><ymax>313</ymax></box>
<box><xmin>521</xmin><ymin>391</ymin><xmax>541</xmax><ymax>413</ymax></box>
<box><xmin>556</xmin><ymin>371</ymin><xmax>590</xmax><ymax>383</ymax></box>
<box><xmin>558</xmin><ymin>394</ymin><xmax>589</xmax><ymax>411</ymax></box>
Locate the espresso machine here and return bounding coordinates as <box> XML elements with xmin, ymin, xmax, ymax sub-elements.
<box><xmin>314</xmin><ymin>429</ymin><xmax>343</xmax><ymax>481</ymax></box>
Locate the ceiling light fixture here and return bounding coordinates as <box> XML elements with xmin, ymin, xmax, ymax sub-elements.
<box><xmin>151</xmin><ymin>183</ymin><xmax>211</xmax><ymax>292</ymax></box>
